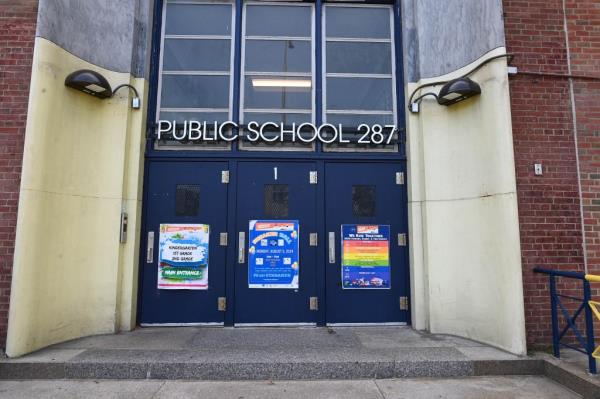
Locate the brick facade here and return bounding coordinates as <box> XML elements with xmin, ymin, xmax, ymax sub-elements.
<box><xmin>0</xmin><ymin>0</ymin><xmax>597</xmax><ymax>351</ymax></box>
<box><xmin>0</xmin><ymin>0</ymin><xmax>38</xmax><ymax>348</ymax></box>
<box><xmin>504</xmin><ymin>0</ymin><xmax>600</xmax><ymax>347</ymax></box>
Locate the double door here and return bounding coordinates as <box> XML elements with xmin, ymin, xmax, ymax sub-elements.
<box><xmin>139</xmin><ymin>161</ymin><xmax>408</xmax><ymax>325</ymax></box>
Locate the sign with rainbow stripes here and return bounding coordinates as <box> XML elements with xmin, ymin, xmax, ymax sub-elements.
<box><xmin>341</xmin><ymin>224</ymin><xmax>391</xmax><ymax>289</ymax></box>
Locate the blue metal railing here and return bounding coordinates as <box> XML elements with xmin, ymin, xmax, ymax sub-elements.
<box><xmin>533</xmin><ymin>267</ymin><xmax>597</xmax><ymax>374</ymax></box>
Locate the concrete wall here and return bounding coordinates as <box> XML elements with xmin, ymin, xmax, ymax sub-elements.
<box><xmin>402</xmin><ymin>0</ymin><xmax>526</xmax><ymax>354</ymax></box>
<box><xmin>5</xmin><ymin>0</ymin><xmax>152</xmax><ymax>357</ymax></box>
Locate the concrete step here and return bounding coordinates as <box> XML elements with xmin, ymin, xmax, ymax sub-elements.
<box><xmin>1</xmin><ymin>327</ymin><xmax>599</xmax><ymax>397</ymax></box>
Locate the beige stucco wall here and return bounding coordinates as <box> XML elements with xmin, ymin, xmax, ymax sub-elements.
<box><xmin>5</xmin><ymin>38</ymin><xmax>147</xmax><ymax>357</ymax></box>
<box><xmin>406</xmin><ymin>47</ymin><xmax>527</xmax><ymax>354</ymax></box>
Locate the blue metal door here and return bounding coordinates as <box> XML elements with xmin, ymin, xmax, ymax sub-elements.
<box><xmin>234</xmin><ymin>162</ymin><xmax>318</xmax><ymax>325</ymax></box>
<box><xmin>139</xmin><ymin>161</ymin><xmax>228</xmax><ymax>324</ymax></box>
<box><xmin>325</xmin><ymin>162</ymin><xmax>408</xmax><ymax>324</ymax></box>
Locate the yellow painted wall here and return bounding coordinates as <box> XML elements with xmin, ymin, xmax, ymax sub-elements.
<box><xmin>406</xmin><ymin>48</ymin><xmax>527</xmax><ymax>354</ymax></box>
<box><xmin>5</xmin><ymin>38</ymin><xmax>147</xmax><ymax>357</ymax></box>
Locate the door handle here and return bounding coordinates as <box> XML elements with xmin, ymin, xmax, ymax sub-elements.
<box><xmin>328</xmin><ymin>231</ymin><xmax>336</xmax><ymax>264</ymax></box>
<box><xmin>238</xmin><ymin>231</ymin><xmax>246</xmax><ymax>264</ymax></box>
<box><xmin>146</xmin><ymin>231</ymin><xmax>154</xmax><ymax>263</ymax></box>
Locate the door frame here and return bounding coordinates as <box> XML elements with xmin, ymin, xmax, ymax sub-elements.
<box><xmin>137</xmin><ymin>157</ymin><xmax>410</xmax><ymax>327</ymax></box>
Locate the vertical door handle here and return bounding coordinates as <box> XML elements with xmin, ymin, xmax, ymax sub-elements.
<box><xmin>328</xmin><ymin>232</ymin><xmax>336</xmax><ymax>264</ymax></box>
<box><xmin>146</xmin><ymin>231</ymin><xmax>154</xmax><ymax>263</ymax></box>
<box><xmin>238</xmin><ymin>231</ymin><xmax>246</xmax><ymax>264</ymax></box>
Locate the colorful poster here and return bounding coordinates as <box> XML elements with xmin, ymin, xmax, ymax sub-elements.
<box><xmin>158</xmin><ymin>224</ymin><xmax>209</xmax><ymax>290</ymax></box>
<box><xmin>248</xmin><ymin>220</ymin><xmax>299</xmax><ymax>289</ymax></box>
<box><xmin>341</xmin><ymin>224</ymin><xmax>391</xmax><ymax>289</ymax></box>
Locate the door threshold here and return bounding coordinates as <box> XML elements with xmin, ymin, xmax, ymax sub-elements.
<box><xmin>234</xmin><ymin>323</ymin><xmax>317</xmax><ymax>327</ymax></box>
<box><xmin>326</xmin><ymin>322</ymin><xmax>408</xmax><ymax>327</ymax></box>
<box><xmin>140</xmin><ymin>322</ymin><xmax>224</xmax><ymax>327</ymax></box>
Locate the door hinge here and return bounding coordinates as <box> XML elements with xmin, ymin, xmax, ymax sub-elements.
<box><xmin>309</xmin><ymin>171</ymin><xmax>318</xmax><ymax>184</ymax></box>
<box><xmin>218</xmin><ymin>297</ymin><xmax>227</xmax><ymax>312</ymax></box>
<box><xmin>309</xmin><ymin>233</ymin><xmax>318</xmax><ymax>246</ymax></box>
<box><xmin>399</xmin><ymin>296</ymin><xmax>409</xmax><ymax>311</ymax></box>
<box><xmin>310</xmin><ymin>296</ymin><xmax>319</xmax><ymax>311</ymax></box>
<box><xmin>396</xmin><ymin>172</ymin><xmax>405</xmax><ymax>185</ymax></box>
<box><xmin>398</xmin><ymin>233</ymin><xmax>407</xmax><ymax>247</ymax></box>
<box><xmin>221</xmin><ymin>170</ymin><xmax>230</xmax><ymax>184</ymax></box>
<box><xmin>220</xmin><ymin>232</ymin><xmax>228</xmax><ymax>246</ymax></box>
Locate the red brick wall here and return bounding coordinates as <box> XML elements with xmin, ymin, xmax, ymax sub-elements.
<box><xmin>504</xmin><ymin>0</ymin><xmax>600</xmax><ymax>347</ymax></box>
<box><xmin>0</xmin><ymin>0</ymin><xmax>38</xmax><ymax>349</ymax></box>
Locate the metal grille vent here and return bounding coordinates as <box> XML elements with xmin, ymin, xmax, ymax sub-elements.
<box><xmin>175</xmin><ymin>184</ymin><xmax>200</xmax><ymax>216</ymax></box>
<box><xmin>264</xmin><ymin>184</ymin><xmax>289</xmax><ymax>218</ymax></box>
<box><xmin>352</xmin><ymin>185</ymin><xmax>376</xmax><ymax>217</ymax></box>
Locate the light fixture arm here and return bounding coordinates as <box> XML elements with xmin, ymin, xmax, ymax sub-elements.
<box><xmin>407</xmin><ymin>53</ymin><xmax>514</xmax><ymax>111</ymax></box>
<box><xmin>112</xmin><ymin>84</ymin><xmax>141</xmax><ymax>109</ymax></box>
<box><xmin>112</xmin><ymin>83</ymin><xmax>139</xmax><ymax>99</ymax></box>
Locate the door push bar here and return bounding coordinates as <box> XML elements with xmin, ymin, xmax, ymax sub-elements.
<box><xmin>328</xmin><ymin>232</ymin><xmax>336</xmax><ymax>264</ymax></box>
<box><xmin>238</xmin><ymin>231</ymin><xmax>245</xmax><ymax>264</ymax></box>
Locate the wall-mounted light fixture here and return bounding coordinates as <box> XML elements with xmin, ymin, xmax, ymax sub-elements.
<box><xmin>65</xmin><ymin>69</ymin><xmax>141</xmax><ymax>109</ymax></box>
<box><xmin>408</xmin><ymin>53</ymin><xmax>513</xmax><ymax>114</ymax></box>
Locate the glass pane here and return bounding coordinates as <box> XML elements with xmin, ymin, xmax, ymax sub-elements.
<box><xmin>327</xmin><ymin>77</ymin><xmax>393</xmax><ymax>111</ymax></box>
<box><xmin>176</xmin><ymin>185</ymin><xmax>200</xmax><ymax>216</ymax></box>
<box><xmin>326</xmin><ymin>42</ymin><xmax>391</xmax><ymax>74</ymax></box>
<box><xmin>244</xmin><ymin>76</ymin><xmax>312</xmax><ymax>110</ymax></box>
<box><xmin>352</xmin><ymin>185</ymin><xmax>376</xmax><ymax>217</ymax></box>
<box><xmin>159</xmin><ymin>111</ymin><xmax>229</xmax><ymax>124</ymax></box>
<box><xmin>264</xmin><ymin>185</ymin><xmax>289</xmax><ymax>218</ymax></box>
<box><xmin>325</xmin><ymin>113</ymin><xmax>394</xmax><ymax>128</ymax></box>
<box><xmin>246</xmin><ymin>5</ymin><xmax>311</xmax><ymax>37</ymax></box>
<box><xmin>326</xmin><ymin>7</ymin><xmax>390</xmax><ymax>39</ymax></box>
<box><xmin>163</xmin><ymin>39</ymin><xmax>231</xmax><ymax>72</ymax></box>
<box><xmin>243</xmin><ymin>112</ymin><xmax>311</xmax><ymax>125</ymax></box>
<box><xmin>165</xmin><ymin>4</ymin><xmax>232</xmax><ymax>36</ymax></box>
<box><xmin>245</xmin><ymin>40</ymin><xmax>311</xmax><ymax>73</ymax></box>
<box><xmin>161</xmin><ymin>75</ymin><xmax>229</xmax><ymax>108</ymax></box>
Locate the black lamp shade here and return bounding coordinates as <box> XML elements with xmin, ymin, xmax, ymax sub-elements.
<box><xmin>437</xmin><ymin>77</ymin><xmax>481</xmax><ymax>106</ymax></box>
<box><xmin>65</xmin><ymin>69</ymin><xmax>113</xmax><ymax>99</ymax></box>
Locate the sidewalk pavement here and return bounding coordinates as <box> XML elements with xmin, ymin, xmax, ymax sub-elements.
<box><xmin>0</xmin><ymin>376</ymin><xmax>583</xmax><ymax>399</ymax></box>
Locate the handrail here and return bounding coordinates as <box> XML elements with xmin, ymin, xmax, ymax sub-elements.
<box><xmin>533</xmin><ymin>267</ymin><xmax>585</xmax><ymax>279</ymax></box>
<box><xmin>533</xmin><ymin>267</ymin><xmax>597</xmax><ymax>374</ymax></box>
<box><xmin>586</xmin><ymin>274</ymin><xmax>600</xmax><ymax>284</ymax></box>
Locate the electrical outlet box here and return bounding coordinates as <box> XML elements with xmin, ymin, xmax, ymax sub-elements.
<box><xmin>132</xmin><ymin>97</ymin><xmax>141</xmax><ymax>109</ymax></box>
<box><xmin>534</xmin><ymin>163</ymin><xmax>543</xmax><ymax>176</ymax></box>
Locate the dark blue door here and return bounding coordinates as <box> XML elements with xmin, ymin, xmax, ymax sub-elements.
<box><xmin>234</xmin><ymin>162</ymin><xmax>318</xmax><ymax>325</ymax></box>
<box><xmin>140</xmin><ymin>161</ymin><xmax>228</xmax><ymax>324</ymax></box>
<box><xmin>325</xmin><ymin>162</ymin><xmax>408</xmax><ymax>324</ymax></box>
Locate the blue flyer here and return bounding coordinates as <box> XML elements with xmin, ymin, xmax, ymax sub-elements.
<box><xmin>341</xmin><ymin>224</ymin><xmax>391</xmax><ymax>289</ymax></box>
<box><xmin>248</xmin><ymin>220</ymin><xmax>300</xmax><ymax>289</ymax></box>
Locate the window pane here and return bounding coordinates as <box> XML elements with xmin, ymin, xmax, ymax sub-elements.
<box><xmin>326</xmin><ymin>42</ymin><xmax>391</xmax><ymax>74</ymax></box>
<box><xmin>326</xmin><ymin>113</ymin><xmax>394</xmax><ymax>128</ymax></box>
<box><xmin>244</xmin><ymin>76</ymin><xmax>312</xmax><ymax>110</ymax></box>
<box><xmin>161</xmin><ymin>75</ymin><xmax>229</xmax><ymax>108</ymax></box>
<box><xmin>163</xmin><ymin>39</ymin><xmax>231</xmax><ymax>71</ymax></box>
<box><xmin>165</xmin><ymin>4</ymin><xmax>232</xmax><ymax>36</ymax></box>
<box><xmin>325</xmin><ymin>7</ymin><xmax>390</xmax><ymax>39</ymax></box>
<box><xmin>159</xmin><ymin>111</ymin><xmax>230</xmax><ymax>124</ymax></box>
<box><xmin>327</xmin><ymin>78</ymin><xmax>393</xmax><ymax>111</ymax></box>
<box><xmin>243</xmin><ymin>112</ymin><xmax>311</xmax><ymax>125</ymax></box>
<box><xmin>246</xmin><ymin>5</ymin><xmax>311</xmax><ymax>37</ymax></box>
<box><xmin>245</xmin><ymin>40</ymin><xmax>311</xmax><ymax>73</ymax></box>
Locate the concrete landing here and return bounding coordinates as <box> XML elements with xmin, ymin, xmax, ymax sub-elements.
<box><xmin>0</xmin><ymin>327</ymin><xmax>535</xmax><ymax>380</ymax></box>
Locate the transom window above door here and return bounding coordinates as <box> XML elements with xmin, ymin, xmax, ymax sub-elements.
<box><xmin>154</xmin><ymin>0</ymin><xmax>400</xmax><ymax>152</ymax></box>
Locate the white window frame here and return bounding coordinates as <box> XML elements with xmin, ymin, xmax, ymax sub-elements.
<box><xmin>239</xmin><ymin>1</ymin><xmax>316</xmax><ymax>151</ymax></box>
<box><xmin>156</xmin><ymin>0</ymin><xmax>236</xmax><ymax>134</ymax></box>
<box><xmin>322</xmin><ymin>3</ymin><xmax>398</xmax><ymax>152</ymax></box>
